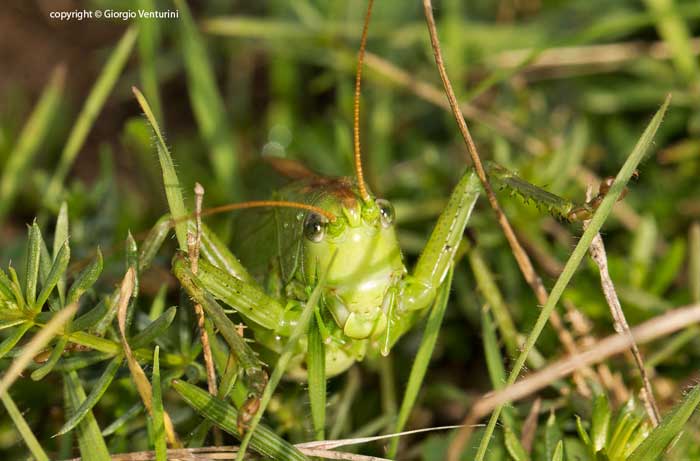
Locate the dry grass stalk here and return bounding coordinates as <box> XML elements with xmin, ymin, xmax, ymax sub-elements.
<box><xmin>583</xmin><ymin>186</ymin><xmax>660</xmax><ymax>425</ymax></box>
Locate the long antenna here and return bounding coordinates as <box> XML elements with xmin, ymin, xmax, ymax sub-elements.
<box><xmin>198</xmin><ymin>200</ymin><xmax>336</xmax><ymax>222</ymax></box>
<box><xmin>353</xmin><ymin>0</ymin><xmax>375</xmax><ymax>202</ymax></box>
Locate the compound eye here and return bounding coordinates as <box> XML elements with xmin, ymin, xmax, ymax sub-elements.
<box><xmin>376</xmin><ymin>199</ymin><xmax>395</xmax><ymax>228</ymax></box>
<box><xmin>303</xmin><ymin>213</ymin><xmax>327</xmax><ymax>243</ymax></box>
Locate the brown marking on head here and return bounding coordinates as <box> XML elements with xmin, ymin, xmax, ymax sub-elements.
<box><xmin>300</xmin><ymin>177</ymin><xmax>360</xmax><ymax>208</ymax></box>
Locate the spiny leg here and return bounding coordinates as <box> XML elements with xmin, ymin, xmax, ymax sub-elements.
<box><xmin>383</xmin><ymin>169</ymin><xmax>480</xmax><ymax>353</ymax></box>
<box><xmin>173</xmin><ymin>255</ymin><xmax>279</xmax><ymax>434</ymax></box>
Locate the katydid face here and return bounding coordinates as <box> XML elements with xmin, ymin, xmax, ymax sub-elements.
<box><xmin>301</xmin><ymin>196</ymin><xmax>406</xmax><ymax>340</ymax></box>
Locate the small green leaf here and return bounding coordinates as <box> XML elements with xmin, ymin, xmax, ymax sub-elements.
<box><xmin>35</xmin><ymin>241</ymin><xmax>70</xmax><ymax>310</ymax></box>
<box><xmin>63</xmin><ymin>370</ymin><xmax>111</xmax><ymax>461</ymax></box>
<box><xmin>545</xmin><ymin>412</ymin><xmax>563</xmax><ymax>461</ymax></box>
<box><xmin>576</xmin><ymin>415</ymin><xmax>591</xmax><ymax>447</ymax></box>
<box><xmin>66</xmin><ymin>248</ymin><xmax>103</xmax><ymax>306</ymax></box>
<box><xmin>629</xmin><ymin>384</ymin><xmax>700</xmax><ymax>461</ymax></box>
<box><xmin>0</xmin><ymin>268</ymin><xmax>15</xmax><ymax>302</ymax></box>
<box><xmin>591</xmin><ymin>393</ymin><xmax>611</xmax><ymax>453</ymax></box>
<box><xmin>551</xmin><ymin>440</ymin><xmax>564</xmax><ymax>461</ymax></box>
<box><xmin>131</xmin><ymin>306</ymin><xmax>177</xmax><ymax>349</ymax></box>
<box><xmin>172</xmin><ymin>380</ymin><xmax>306</xmax><ymax>461</ymax></box>
<box><xmin>55</xmin><ymin>356</ymin><xmax>122</xmax><ymax>436</ymax></box>
<box><xmin>152</xmin><ymin>346</ymin><xmax>167</xmax><ymax>461</ymax></box>
<box><xmin>504</xmin><ymin>427</ymin><xmax>530</xmax><ymax>461</ymax></box>
<box><xmin>25</xmin><ymin>222</ymin><xmax>42</xmax><ymax>307</ymax></box>
<box><xmin>71</xmin><ymin>299</ymin><xmax>109</xmax><ymax>332</ymax></box>
<box><xmin>0</xmin><ymin>322</ymin><xmax>33</xmax><ymax>360</ymax></box>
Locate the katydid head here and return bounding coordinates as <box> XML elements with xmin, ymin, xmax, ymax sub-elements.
<box><xmin>299</xmin><ymin>185</ymin><xmax>406</xmax><ymax>340</ymax></box>
<box><xmin>292</xmin><ymin>0</ymin><xmax>403</xmax><ymax>341</ymax></box>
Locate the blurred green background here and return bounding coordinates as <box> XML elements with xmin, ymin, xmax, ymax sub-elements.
<box><xmin>1</xmin><ymin>0</ymin><xmax>700</xmax><ymax>459</ymax></box>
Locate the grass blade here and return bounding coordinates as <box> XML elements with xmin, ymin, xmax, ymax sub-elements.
<box><xmin>132</xmin><ymin>87</ymin><xmax>189</xmax><ymax>250</ymax></box>
<box><xmin>307</xmin><ymin>316</ymin><xmax>326</xmax><ymax>440</ymax></box>
<box><xmin>0</xmin><ymin>391</ymin><xmax>49</xmax><ymax>461</ymax></box>
<box><xmin>63</xmin><ymin>370</ymin><xmax>110</xmax><ymax>461</ymax></box>
<box><xmin>173</xmin><ymin>379</ymin><xmax>306</xmax><ymax>461</ymax></box>
<box><xmin>55</xmin><ymin>356</ymin><xmax>122</xmax><ymax>436</ymax></box>
<box><xmin>0</xmin><ymin>65</ymin><xmax>65</xmax><ymax>221</ymax></box>
<box><xmin>388</xmin><ymin>268</ymin><xmax>453</xmax><ymax>457</ymax></box>
<box><xmin>152</xmin><ymin>346</ymin><xmax>167</xmax><ymax>461</ymax></box>
<box><xmin>130</xmin><ymin>306</ymin><xmax>177</xmax><ymax>349</ymax></box>
<box><xmin>628</xmin><ymin>383</ymin><xmax>700</xmax><ymax>461</ymax></box>
<box><xmin>45</xmin><ymin>27</ymin><xmax>138</xmax><ymax>205</ymax></box>
<box><xmin>137</xmin><ymin>0</ymin><xmax>164</xmax><ymax>122</ymax></box>
<box><xmin>173</xmin><ymin>0</ymin><xmax>239</xmax><ymax>195</ymax></box>
<box><xmin>53</xmin><ymin>202</ymin><xmax>69</xmax><ymax>304</ymax></box>
<box><xmin>472</xmin><ymin>95</ymin><xmax>670</xmax><ymax>461</ymax></box>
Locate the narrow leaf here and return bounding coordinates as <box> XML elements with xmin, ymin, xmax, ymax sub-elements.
<box><xmin>35</xmin><ymin>240</ymin><xmax>70</xmax><ymax>310</ymax></box>
<box><xmin>46</xmin><ymin>27</ymin><xmax>138</xmax><ymax>203</ymax></box>
<box><xmin>388</xmin><ymin>269</ymin><xmax>453</xmax><ymax>457</ymax></box>
<box><xmin>25</xmin><ymin>222</ymin><xmax>42</xmax><ymax>308</ymax></box>
<box><xmin>152</xmin><ymin>346</ymin><xmax>167</xmax><ymax>461</ymax></box>
<box><xmin>307</xmin><ymin>316</ymin><xmax>326</xmax><ymax>440</ymax></box>
<box><xmin>629</xmin><ymin>384</ymin><xmax>700</xmax><ymax>461</ymax></box>
<box><xmin>1</xmin><ymin>391</ymin><xmax>49</xmax><ymax>461</ymax></box>
<box><xmin>132</xmin><ymin>87</ymin><xmax>188</xmax><ymax>250</ymax></box>
<box><xmin>63</xmin><ymin>370</ymin><xmax>111</xmax><ymax>461</ymax></box>
<box><xmin>66</xmin><ymin>248</ymin><xmax>103</xmax><ymax>306</ymax></box>
<box><xmin>55</xmin><ymin>356</ymin><xmax>122</xmax><ymax>436</ymax></box>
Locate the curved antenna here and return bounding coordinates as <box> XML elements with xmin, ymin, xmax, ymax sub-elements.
<box><xmin>353</xmin><ymin>0</ymin><xmax>375</xmax><ymax>202</ymax></box>
<box><xmin>198</xmin><ymin>200</ymin><xmax>336</xmax><ymax>222</ymax></box>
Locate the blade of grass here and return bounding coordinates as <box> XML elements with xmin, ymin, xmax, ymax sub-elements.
<box><xmin>55</xmin><ymin>355</ymin><xmax>122</xmax><ymax>436</ymax></box>
<box><xmin>138</xmin><ymin>0</ymin><xmax>164</xmax><ymax>123</ymax></box>
<box><xmin>173</xmin><ymin>0</ymin><xmax>239</xmax><ymax>196</ymax></box>
<box><xmin>63</xmin><ymin>370</ymin><xmax>111</xmax><ymax>461</ymax></box>
<box><xmin>0</xmin><ymin>65</ymin><xmax>65</xmax><ymax>221</ymax></box>
<box><xmin>1</xmin><ymin>391</ymin><xmax>49</xmax><ymax>461</ymax></box>
<box><xmin>643</xmin><ymin>0</ymin><xmax>699</xmax><ymax>82</ymax></box>
<box><xmin>45</xmin><ymin>26</ymin><xmax>138</xmax><ymax>206</ymax></box>
<box><xmin>133</xmin><ymin>87</ymin><xmax>189</xmax><ymax>250</ymax></box>
<box><xmin>0</xmin><ymin>303</ymin><xmax>77</xmax><ymax>396</ymax></box>
<box><xmin>152</xmin><ymin>346</ymin><xmax>167</xmax><ymax>461</ymax></box>
<box><xmin>387</xmin><ymin>268</ymin><xmax>453</xmax><ymax>457</ymax></box>
<box><xmin>308</xmin><ymin>316</ymin><xmax>326</xmax><ymax>440</ymax></box>
<box><xmin>236</xmin><ymin>252</ymin><xmax>337</xmax><ymax>461</ymax></box>
<box><xmin>481</xmin><ymin>307</ymin><xmax>516</xmax><ymax>431</ymax></box>
<box><xmin>629</xmin><ymin>383</ymin><xmax>700</xmax><ymax>460</ymax></box>
<box><xmin>467</xmin><ymin>96</ymin><xmax>671</xmax><ymax>461</ymax></box>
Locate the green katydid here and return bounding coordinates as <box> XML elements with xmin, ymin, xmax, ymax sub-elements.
<box><xmin>136</xmin><ymin>0</ymin><xmax>626</xmax><ymax>445</ymax></box>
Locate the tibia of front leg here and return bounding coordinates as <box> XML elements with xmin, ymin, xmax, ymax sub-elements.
<box><xmin>400</xmin><ymin>170</ymin><xmax>480</xmax><ymax>312</ymax></box>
